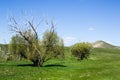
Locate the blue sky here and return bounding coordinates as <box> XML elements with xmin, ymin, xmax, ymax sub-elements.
<box><xmin>0</xmin><ymin>0</ymin><xmax>120</xmax><ymax>46</ymax></box>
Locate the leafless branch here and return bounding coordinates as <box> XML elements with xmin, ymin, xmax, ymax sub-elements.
<box><xmin>9</xmin><ymin>17</ymin><xmax>33</xmax><ymax>45</ymax></box>
<box><xmin>28</xmin><ymin>21</ymin><xmax>38</xmax><ymax>40</ymax></box>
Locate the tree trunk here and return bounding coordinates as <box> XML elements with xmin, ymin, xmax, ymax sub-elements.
<box><xmin>33</xmin><ymin>59</ymin><xmax>44</xmax><ymax>67</ymax></box>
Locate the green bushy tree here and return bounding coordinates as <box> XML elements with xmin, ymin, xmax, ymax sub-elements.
<box><xmin>71</xmin><ymin>42</ymin><xmax>92</xmax><ymax>60</ymax></box>
<box><xmin>8</xmin><ymin>34</ymin><xmax>27</xmax><ymax>60</ymax></box>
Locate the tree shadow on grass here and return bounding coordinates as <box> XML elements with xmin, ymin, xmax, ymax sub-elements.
<box><xmin>17</xmin><ymin>64</ymin><xmax>38</xmax><ymax>67</ymax></box>
<box><xmin>44</xmin><ymin>64</ymin><xmax>66</xmax><ymax>67</ymax></box>
<box><xmin>18</xmin><ymin>64</ymin><xmax>67</xmax><ymax>67</ymax></box>
<box><xmin>0</xmin><ymin>63</ymin><xmax>66</xmax><ymax>67</ymax></box>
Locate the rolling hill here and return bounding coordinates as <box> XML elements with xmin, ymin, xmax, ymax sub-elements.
<box><xmin>92</xmin><ymin>40</ymin><xmax>120</xmax><ymax>49</ymax></box>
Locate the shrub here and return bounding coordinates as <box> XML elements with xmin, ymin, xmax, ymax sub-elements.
<box><xmin>71</xmin><ymin>42</ymin><xmax>92</xmax><ymax>60</ymax></box>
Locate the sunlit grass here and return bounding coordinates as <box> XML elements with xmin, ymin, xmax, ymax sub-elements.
<box><xmin>0</xmin><ymin>48</ymin><xmax>120</xmax><ymax>80</ymax></box>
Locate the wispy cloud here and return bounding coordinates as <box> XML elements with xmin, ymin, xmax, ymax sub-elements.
<box><xmin>63</xmin><ymin>37</ymin><xmax>76</xmax><ymax>43</ymax></box>
<box><xmin>88</xmin><ymin>27</ymin><xmax>95</xmax><ymax>31</ymax></box>
<box><xmin>63</xmin><ymin>37</ymin><xmax>76</xmax><ymax>46</ymax></box>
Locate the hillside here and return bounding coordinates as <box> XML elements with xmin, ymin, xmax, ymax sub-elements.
<box><xmin>92</xmin><ymin>40</ymin><xmax>120</xmax><ymax>49</ymax></box>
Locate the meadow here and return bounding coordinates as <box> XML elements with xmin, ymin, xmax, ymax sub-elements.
<box><xmin>0</xmin><ymin>48</ymin><xmax>120</xmax><ymax>80</ymax></box>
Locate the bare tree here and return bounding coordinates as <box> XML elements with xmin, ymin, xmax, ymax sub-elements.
<box><xmin>9</xmin><ymin>16</ymin><xmax>64</xmax><ymax>66</ymax></box>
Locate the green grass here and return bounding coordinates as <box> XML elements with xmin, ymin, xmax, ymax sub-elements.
<box><xmin>0</xmin><ymin>48</ymin><xmax>120</xmax><ymax>80</ymax></box>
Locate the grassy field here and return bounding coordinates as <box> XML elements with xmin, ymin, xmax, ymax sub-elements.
<box><xmin>0</xmin><ymin>48</ymin><xmax>120</xmax><ymax>80</ymax></box>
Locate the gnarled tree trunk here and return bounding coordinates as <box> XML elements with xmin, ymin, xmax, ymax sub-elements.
<box><xmin>32</xmin><ymin>59</ymin><xmax>44</xmax><ymax>67</ymax></box>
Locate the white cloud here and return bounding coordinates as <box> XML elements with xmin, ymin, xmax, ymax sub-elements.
<box><xmin>63</xmin><ymin>37</ymin><xmax>76</xmax><ymax>46</ymax></box>
<box><xmin>88</xmin><ymin>27</ymin><xmax>95</xmax><ymax>31</ymax></box>
<box><xmin>63</xmin><ymin>37</ymin><xmax>76</xmax><ymax>43</ymax></box>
